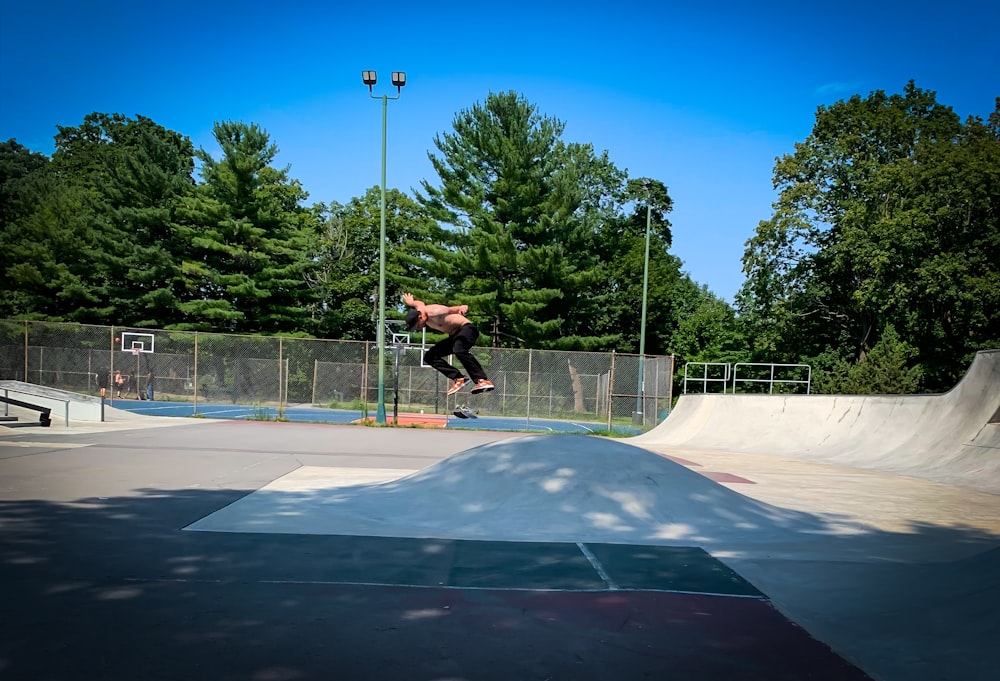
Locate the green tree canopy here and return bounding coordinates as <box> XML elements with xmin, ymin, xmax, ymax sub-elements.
<box><xmin>2</xmin><ymin>114</ymin><xmax>198</xmax><ymax>324</ymax></box>
<box><xmin>176</xmin><ymin>121</ymin><xmax>319</xmax><ymax>333</ymax></box>
<box><xmin>414</xmin><ymin>91</ymin><xmax>643</xmax><ymax>350</ymax></box>
<box><xmin>738</xmin><ymin>82</ymin><xmax>1000</xmax><ymax>390</ymax></box>
<box><xmin>308</xmin><ymin>187</ymin><xmax>438</xmax><ymax>340</ymax></box>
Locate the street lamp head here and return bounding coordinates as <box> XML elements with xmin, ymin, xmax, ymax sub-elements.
<box><xmin>362</xmin><ymin>70</ymin><xmax>377</xmax><ymax>91</ymax></box>
<box><xmin>391</xmin><ymin>71</ymin><xmax>406</xmax><ymax>91</ymax></box>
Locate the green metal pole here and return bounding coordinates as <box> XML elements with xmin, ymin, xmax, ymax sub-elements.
<box><xmin>376</xmin><ymin>94</ymin><xmax>388</xmax><ymax>424</ymax></box>
<box><xmin>636</xmin><ymin>200</ymin><xmax>652</xmax><ymax>421</ymax></box>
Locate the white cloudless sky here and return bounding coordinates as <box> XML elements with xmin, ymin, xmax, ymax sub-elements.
<box><xmin>2</xmin><ymin>0</ymin><xmax>996</xmax><ymax>302</ymax></box>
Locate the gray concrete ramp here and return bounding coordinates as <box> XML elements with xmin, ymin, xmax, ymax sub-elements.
<box><xmin>187</xmin><ymin>435</ymin><xmax>847</xmax><ymax>551</ymax></box>
<box><xmin>632</xmin><ymin>349</ymin><xmax>1000</xmax><ymax>493</ymax></box>
<box><xmin>1</xmin><ymin>380</ymin><xmax>103</xmax><ymax>424</ymax></box>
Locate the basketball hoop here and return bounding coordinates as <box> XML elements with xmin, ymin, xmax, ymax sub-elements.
<box><xmin>132</xmin><ymin>348</ymin><xmax>141</xmax><ymax>356</ymax></box>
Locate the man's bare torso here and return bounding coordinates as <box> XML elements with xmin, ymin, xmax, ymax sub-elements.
<box><xmin>422</xmin><ymin>304</ymin><xmax>470</xmax><ymax>335</ymax></box>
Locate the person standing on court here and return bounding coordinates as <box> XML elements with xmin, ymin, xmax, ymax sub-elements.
<box><xmin>402</xmin><ymin>292</ymin><xmax>494</xmax><ymax>396</ymax></box>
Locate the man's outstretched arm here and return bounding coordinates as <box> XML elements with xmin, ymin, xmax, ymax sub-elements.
<box><xmin>403</xmin><ymin>293</ymin><xmax>466</xmax><ymax>316</ymax></box>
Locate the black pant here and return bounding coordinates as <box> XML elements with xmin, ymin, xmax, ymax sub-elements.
<box><xmin>424</xmin><ymin>324</ymin><xmax>488</xmax><ymax>382</ymax></box>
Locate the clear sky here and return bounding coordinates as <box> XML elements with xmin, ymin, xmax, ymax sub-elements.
<box><xmin>1</xmin><ymin>0</ymin><xmax>997</xmax><ymax>303</ymax></box>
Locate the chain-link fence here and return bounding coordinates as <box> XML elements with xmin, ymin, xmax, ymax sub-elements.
<box><xmin>0</xmin><ymin>320</ymin><xmax>674</xmax><ymax>430</ymax></box>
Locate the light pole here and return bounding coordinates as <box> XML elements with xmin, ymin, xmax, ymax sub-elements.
<box><xmin>362</xmin><ymin>69</ymin><xmax>406</xmax><ymax>425</ymax></box>
<box><xmin>635</xmin><ymin>181</ymin><xmax>653</xmax><ymax>425</ymax></box>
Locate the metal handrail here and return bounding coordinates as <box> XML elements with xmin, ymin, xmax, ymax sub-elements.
<box><xmin>683</xmin><ymin>362</ymin><xmax>731</xmax><ymax>394</ymax></box>
<box><xmin>2</xmin><ymin>386</ymin><xmax>69</xmax><ymax>426</ymax></box>
<box><xmin>732</xmin><ymin>363</ymin><xmax>812</xmax><ymax>394</ymax></box>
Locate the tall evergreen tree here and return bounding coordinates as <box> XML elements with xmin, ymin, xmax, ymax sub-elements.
<box><xmin>99</xmin><ymin>116</ymin><xmax>198</xmax><ymax>326</ymax></box>
<box><xmin>415</xmin><ymin>91</ymin><xmax>629</xmax><ymax>349</ymax></box>
<box><xmin>178</xmin><ymin>121</ymin><xmax>319</xmax><ymax>334</ymax></box>
<box><xmin>0</xmin><ymin>140</ymin><xmax>51</xmax><ymax>318</ymax></box>
<box><xmin>2</xmin><ymin>114</ymin><xmax>197</xmax><ymax>324</ymax></box>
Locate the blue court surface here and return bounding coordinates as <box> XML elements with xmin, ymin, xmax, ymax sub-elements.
<box><xmin>108</xmin><ymin>398</ymin><xmax>642</xmax><ymax>435</ymax></box>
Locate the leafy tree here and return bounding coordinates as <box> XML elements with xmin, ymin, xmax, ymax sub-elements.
<box><xmin>0</xmin><ymin>140</ymin><xmax>51</xmax><ymax>317</ymax></box>
<box><xmin>812</xmin><ymin>325</ymin><xmax>922</xmax><ymax>394</ymax></box>
<box><xmin>669</xmin><ymin>282</ymin><xmax>747</xmax><ymax>364</ymax></box>
<box><xmin>1</xmin><ymin>114</ymin><xmax>201</xmax><ymax>325</ymax></box>
<box><xmin>0</xmin><ymin>139</ymin><xmax>48</xmax><ymax>225</ymax></box>
<box><xmin>1</xmin><ymin>172</ymin><xmax>105</xmax><ymax>320</ymax></box>
<box><xmin>308</xmin><ymin>187</ymin><xmax>437</xmax><ymax>340</ymax></box>
<box><xmin>593</xmin><ymin>178</ymin><xmax>685</xmax><ymax>355</ymax></box>
<box><xmin>739</xmin><ymin>82</ymin><xmax>1000</xmax><ymax>390</ymax></box>
<box><xmin>97</xmin><ymin>116</ymin><xmax>198</xmax><ymax>327</ymax></box>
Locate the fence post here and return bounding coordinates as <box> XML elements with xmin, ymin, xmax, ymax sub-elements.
<box><xmin>526</xmin><ymin>349</ymin><xmax>533</xmax><ymax>427</ymax></box>
<box><xmin>22</xmin><ymin>321</ymin><xmax>28</xmax><ymax>382</ymax></box>
<box><xmin>362</xmin><ymin>342</ymin><xmax>370</xmax><ymax>414</ymax></box>
<box><xmin>278</xmin><ymin>337</ymin><xmax>285</xmax><ymax>410</ymax></box>
<box><xmin>312</xmin><ymin>358</ymin><xmax>318</xmax><ymax>406</ymax></box>
<box><xmin>667</xmin><ymin>355</ymin><xmax>675</xmax><ymax>418</ymax></box>
<box><xmin>607</xmin><ymin>350</ymin><xmax>616</xmax><ymax>431</ymax></box>
<box><xmin>109</xmin><ymin>326</ymin><xmax>116</xmax><ymax>405</ymax></box>
<box><xmin>193</xmin><ymin>332</ymin><xmax>199</xmax><ymax>415</ymax></box>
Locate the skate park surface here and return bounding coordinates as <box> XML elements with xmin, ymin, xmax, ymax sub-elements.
<box><xmin>1</xmin><ymin>350</ymin><xmax>998</xmax><ymax>680</ymax></box>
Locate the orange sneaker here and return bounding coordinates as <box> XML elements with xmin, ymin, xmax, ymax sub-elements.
<box><xmin>471</xmin><ymin>379</ymin><xmax>495</xmax><ymax>394</ymax></box>
<box><xmin>446</xmin><ymin>378</ymin><xmax>468</xmax><ymax>396</ymax></box>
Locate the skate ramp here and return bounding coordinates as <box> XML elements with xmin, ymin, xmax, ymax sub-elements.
<box><xmin>188</xmin><ymin>434</ymin><xmax>859</xmax><ymax>551</ymax></box>
<box><xmin>632</xmin><ymin>350</ymin><xmax>1000</xmax><ymax>493</ymax></box>
<box><xmin>0</xmin><ymin>380</ymin><xmax>103</xmax><ymax>423</ymax></box>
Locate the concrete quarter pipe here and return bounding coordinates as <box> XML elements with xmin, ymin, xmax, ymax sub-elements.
<box><xmin>633</xmin><ymin>349</ymin><xmax>1000</xmax><ymax>494</ymax></box>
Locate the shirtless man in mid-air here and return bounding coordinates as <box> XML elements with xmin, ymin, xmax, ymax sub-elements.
<box><xmin>402</xmin><ymin>292</ymin><xmax>494</xmax><ymax>396</ymax></box>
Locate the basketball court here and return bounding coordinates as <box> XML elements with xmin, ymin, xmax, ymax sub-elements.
<box><xmin>106</xmin><ymin>398</ymin><xmax>640</xmax><ymax>434</ymax></box>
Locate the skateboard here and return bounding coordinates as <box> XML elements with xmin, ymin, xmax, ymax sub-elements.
<box><xmin>453</xmin><ymin>405</ymin><xmax>478</xmax><ymax>419</ymax></box>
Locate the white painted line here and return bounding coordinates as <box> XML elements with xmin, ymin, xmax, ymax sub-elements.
<box><xmin>120</xmin><ymin>576</ymin><xmax>765</xmax><ymax>598</ymax></box>
<box><xmin>0</xmin><ymin>441</ymin><xmax>91</xmax><ymax>448</ymax></box>
<box><xmin>576</xmin><ymin>542</ymin><xmax>619</xmax><ymax>590</ymax></box>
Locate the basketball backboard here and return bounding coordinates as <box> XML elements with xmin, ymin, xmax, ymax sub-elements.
<box><xmin>120</xmin><ymin>332</ymin><xmax>155</xmax><ymax>353</ymax></box>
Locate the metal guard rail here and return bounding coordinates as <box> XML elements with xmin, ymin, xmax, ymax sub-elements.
<box><xmin>1</xmin><ymin>392</ymin><xmax>54</xmax><ymax>427</ymax></box>
<box><xmin>2</xmin><ymin>386</ymin><xmax>68</xmax><ymax>426</ymax></box>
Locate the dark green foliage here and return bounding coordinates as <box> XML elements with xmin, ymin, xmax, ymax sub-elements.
<box><xmin>309</xmin><ymin>188</ymin><xmax>438</xmax><ymax>340</ymax></box>
<box><xmin>739</xmin><ymin>83</ymin><xmax>1000</xmax><ymax>391</ymax></box>
<box><xmin>2</xmin><ymin>114</ymin><xmax>198</xmax><ymax>324</ymax></box>
<box><xmin>811</xmin><ymin>325</ymin><xmax>922</xmax><ymax>394</ymax></box>
<box><xmin>0</xmin><ymin>139</ymin><xmax>48</xmax><ymax>225</ymax></box>
<box><xmin>592</xmin><ymin>177</ymin><xmax>697</xmax><ymax>356</ymax></box>
<box><xmin>414</xmin><ymin>91</ymin><xmax>684</xmax><ymax>351</ymax></box>
<box><xmin>176</xmin><ymin>121</ymin><xmax>320</xmax><ymax>333</ymax></box>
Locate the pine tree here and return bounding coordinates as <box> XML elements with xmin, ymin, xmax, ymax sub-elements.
<box><xmin>178</xmin><ymin>121</ymin><xmax>319</xmax><ymax>334</ymax></box>
<box><xmin>415</xmin><ymin>91</ymin><xmax>627</xmax><ymax>349</ymax></box>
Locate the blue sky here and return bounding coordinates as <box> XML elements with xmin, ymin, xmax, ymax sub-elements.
<box><xmin>2</xmin><ymin>0</ymin><xmax>997</xmax><ymax>303</ymax></box>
